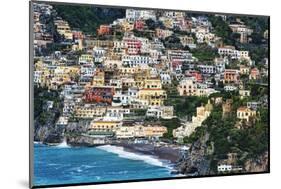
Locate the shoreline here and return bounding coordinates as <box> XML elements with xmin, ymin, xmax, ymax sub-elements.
<box><xmin>113</xmin><ymin>142</ymin><xmax>181</xmax><ymax>164</ymax></box>
<box><xmin>34</xmin><ymin>140</ymin><xmax>183</xmax><ymax>169</ymax></box>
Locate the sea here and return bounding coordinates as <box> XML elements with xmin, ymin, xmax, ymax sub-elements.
<box><xmin>33</xmin><ymin>142</ymin><xmax>175</xmax><ymax>186</ymax></box>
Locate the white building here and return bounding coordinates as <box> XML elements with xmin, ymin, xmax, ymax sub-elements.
<box><xmin>105</xmin><ymin>106</ymin><xmax>130</xmax><ymax>120</ymax></box>
<box><xmin>93</xmin><ymin>47</ymin><xmax>106</xmax><ymax>63</ymax></box>
<box><xmin>56</xmin><ymin>116</ymin><xmax>69</xmax><ymax>126</ymax></box>
<box><xmin>146</xmin><ymin>106</ymin><xmax>174</xmax><ymax>119</ymax></box>
<box><xmin>214</xmin><ymin>57</ymin><xmax>228</xmax><ymax>73</ymax></box>
<box><xmin>112</xmin><ymin>93</ymin><xmax>130</xmax><ymax>106</ymax></box>
<box><xmin>80</xmin><ymin>64</ymin><xmax>95</xmax><ymax>77</ymax></box>
<box><xmin>122</xmin><ymin>55</ymin><xmax>151</xmax><ymax>67</ymax></box>
<box><xmin>126</xmin><ymin>9</ymin><xmax>156</xmax><ymax>22</ymax></box>
<box><xmin>160</xmin><ymin>72</ymin><xmax>172</xmax><ymax>85</ymax></box>
<box><xmin>217</xmin><ymin>164</ymin><xmax>233</xmax><ymax>172</ymax></box>
<box><xmin>163</xmin><ymin>11</ymin><xmax>185</xmax><ymax>18</ymax></box>
<box><xmin>218</xmin><ymin>46</ymin><xmax>250</xmax><ymax>61</ymax></box>
<box><xmin>34</xmin><ymin>70</ymin><xmax>42</xmax><ymax>84</ymax></box>
<box><xmin>217</xmin><ymin>164</ymin><xmax>243</xmax><ymax>172</ymax></box>
<box><xmin>224</xmin><ymin>85</ymin><xmax>238</xmax><ymax>92</ymax></box>
<box><xmin>198</xmin><ymin>65</ymin><xmax>216</xmax><ymax>74</ymax></box>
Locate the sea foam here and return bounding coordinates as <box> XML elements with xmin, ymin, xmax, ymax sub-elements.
<box><xmin>97</xmin><ymin>145</ymin><xmax>171</xmax><ymax>169</ymax></box>
<box><xmin>56</xmin><ymin>139</ymin><xmax>70</xmax><ymax>148</ymax></box>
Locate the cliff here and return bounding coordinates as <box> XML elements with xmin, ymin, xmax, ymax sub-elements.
<box><xmin>34</xmin><ymin>115</ymin><xmax>64</xmax><ymax>144</ymax></box>
<box><xmin>175</xmin><ymin>132</ymin><xmax>211</xmax><ymax>175</ymax></box>
<box><xmin>244</xmin><ymin>151</ymin><xmax>269</xmax><ymax>172</ymax></box>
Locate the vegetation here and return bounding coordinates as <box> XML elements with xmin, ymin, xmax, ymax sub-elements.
<box><xmin>240</xmin><ymin>16</ymin><xmax>269</xmax><ymax>45</ymax></box>
<box><xmin>133</xmin><ymin>29</ymin><xmax>154</xmax><ymax>40</ymax></box>
<box><xmin>190</xmin><ymin>43</ymin><xmax>218</xmax><ymax>62</ymax></box>
<box><xmin>145</xmin><ymin>19</ymin><xmax>164</xmax><ymax>30</ymax></box>
<box><xmin>164</xmin><ymin>80</ymin><xmax>208</xmax><ymax>119</ymax></box>
<box><xmin>163</xmin><ymin>35</ymin><xmax>183</xmax><ymax>49</ymax></box>
<box><xmin>161</xmin><ymin>118</ymin><xmax>181</xmax><ymax>140</ymax></box>
<box><xmin>53</xmin><ymin>5</ymin><xmax>125</xmax><ymax>35</ymax></box>
<box><xmin>34</xmin><ymin>86</ymin><xmax>62</xmax><ymax>125</ymax></box>
<box><xmin>183</xmin><ymin>92</ymin><xmax>268</xmax><ymax>171</ymax></box>
<box><xmin>209</xmin><ymin>16</ymin><xmax>234</xmax><ymax>45</ymax></box>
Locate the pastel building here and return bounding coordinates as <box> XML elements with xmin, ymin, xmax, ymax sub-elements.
<box><xmin>237</xmin><ymin>107</ymin><xmax>256</xmax><ymax>122</ymax></box>
<box><xmin>146</xmin><ymin>106</ymin><xmax>174</xmax><ymax>119</ymax></box>
<box><xmin>74</xmin><ymin>105</ymin><xmax>107</xmax><ymax>119</ymax></box>
<box><xmin>138</xmin><ymin>88</ymin><xmax>167</xmax><ymax>106</ymax></box>
<box><xmin>249</xmin><ymin>68</ymin><xmax>260</xmax><ymax>80</ymax></box>
<box><xmin>173</xmin><ymin>101</ymin><xmax>213</xmax><ymax>140</ymax></box>
<box><xmin>54</xmin><ymin>19</ymin><xmax>73</xmax><ymax>40</ymax></box>
<box><xmin>97</xmin><ymin>25</ymin><xmax>111</xmax><ymax>35</ymax></box>
<box><xmin>115</xmin><ymin>124</ymin><xmax>167</xmax><ymax>139</ymax></box>
<box><xmin>84</xmin><ymin>86</ymin><xmax>115</xmax><ymax>104</ymax></box>
<box><xmin>178</xmin><ymin>77</ymin><xmax>197</xmax><ymax>96</ymax></box>
<box><xmin>79</xmin><ymin>54</ymin><xmax>94</xmax><ymax>64</ymax></box>
<box><xmin>89</xmin><ymin>119</ymin><xmax>122</xmax><ymax>133</ymax></box>
<box><xmin>223</xmin><ymin>69</ymin><xmax>240</xmax><ymax>84</ymax></box>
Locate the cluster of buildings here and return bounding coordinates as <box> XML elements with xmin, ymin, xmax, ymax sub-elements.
<box><xmin>173</xmin><ymin>100</ymin><xmax>213</xmax><ymax>142</ymax></box>
<box><xmin>33</xmin><ymin>3</ymin><xmax>268</xmax><ymax>145</ymax></box>
<box><xmin>33</xmin><ymin>3</ymin><xmax>54</xmax><ymax>52</ymax></box>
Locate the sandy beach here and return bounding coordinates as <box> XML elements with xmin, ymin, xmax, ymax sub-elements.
<box><xmin>114</xmin><ymin>142</ymin><xmax>181</xmax><ymax>164</ymax></box>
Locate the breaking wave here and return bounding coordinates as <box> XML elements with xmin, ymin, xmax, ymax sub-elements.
<box><xmin>97</xmin><ymin>145</ymin><xmax>171</xmax><ymax>169</ymax></box>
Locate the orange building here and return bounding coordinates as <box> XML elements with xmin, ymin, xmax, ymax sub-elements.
<box><xmin>223</xmin><ymin>69</ymin><xmax>240</xmax><ymax>84</ymax></box>
<box><xmin>249</xmin><ymin>68</ymin><xmax>260</xmax><ymax>80</ymax></box>
<box><xmin>97</xmin><ymin>25</ymin><xmax>111</xmax><ymax>35</ymax></box>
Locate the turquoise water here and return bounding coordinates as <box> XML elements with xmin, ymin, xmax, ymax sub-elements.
<box><xmin>34</xmin><ymin>143</ymin><xmax>174</xmax><ymax>186</ymax></box>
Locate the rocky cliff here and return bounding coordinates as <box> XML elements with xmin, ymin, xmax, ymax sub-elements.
<box><xmin>34</xmin><ymin>113</ymin><xmax>64</xmax><ymax>144</ymax></box>
<box><xmin>244</xmin><ymin>151</ymin><xmax>269</xmax><ymax>172</ymax></box>
<box><xmin>175</xmin><ymin>133</ymin><xmax>211</xmax><ymax>176</ymax></box>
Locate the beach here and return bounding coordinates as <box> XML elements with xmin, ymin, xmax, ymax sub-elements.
<box><xmin>114</xmin><ymin>142</ymin><xmax>181</xmax><ymax>164</ymax></box>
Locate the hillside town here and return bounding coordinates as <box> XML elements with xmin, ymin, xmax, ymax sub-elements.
<box><xmin>33</xmin><ymin>3</ymin><xmax>269</xmax><ymax>175</ymax></box>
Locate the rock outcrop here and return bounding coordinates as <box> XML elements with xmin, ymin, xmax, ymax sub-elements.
<box><xmin>175</xmin><ymin>132</ymin><xmax>211</xmax><ymax>175</ymax></box>
<box><xmin>244</xmin><ymin>151</ymin><xmax>269</xmax><ymax>172</ymax></box>
<box><xmin>34</xmin><ymin>113</ymin><xmax>64</xmax><ymax>144</ymax></box>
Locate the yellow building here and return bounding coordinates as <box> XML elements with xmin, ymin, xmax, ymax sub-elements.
<box><xmin>92</xmin><ymin>69</ymin><xmax>105</xmax><ymax>86</ymax></box>
<box><xmin>74</xmin><ymin>105</ymin><xmax>106</xmax><ymax>119</ymax></box>
<box><xmin>34</xmin><ymin>60</ymin><xmax>50</xmax><ymax>87</ymax></box>
<box><xmin>115</xmin><ymin>124</ymin><xmax>167</xmax><ymax>138</ymax></box>
<box><xmin>79</xmin><ymin>54</ymin><xmax>93</xmax><ymax>64</ymax></box>
<box><xmin>89</xmin><ymin>120</ymin><xmax>122</xmax><ymax>132</ymax></box>
<box><xmin>121</xmin><ymin>77</ymin><xmax>136</xmax><ymax>88</ymax></box>
<box><xmin>119</xmin><ymin>67</ymin><xmax>138</xmax><ymax>75</ymax></box>
<box><xmin>53</xmin><ymin>66</ymin><xmax>80</xmax><ymax>83</ymax></box>
<box><xmin>138</xmin><ymin>88</ymin><xmax>167</xmax><ymax>106</ymax></box>
<box><xmin>240</xmin><ymin>65</ymin><xmax>250</xmax><ymax>75</ymax></box>
<box><xmin>237</xmin><ymin>107</ymin><xmax>256</xmax><ymax>122</ymax></box>
<box><xmin>134</xmin><ymin>70</ymin><xmax>151</xmax><ymax>88</ymax></box>
<box><xmin>144</xmin><ymin>78</ymin><xmax>162</xmax><ymax>89</ymax></box>
<box><xmin>121</xmin><ymin>21</ymin><xmax>134</xmax><ymax>32</ymax></box>
<box><xmin>143</xmin><ymin>125</ymin><xmax>167</xmax><ymax>137</ymax></box>
<box><xmin>54</xmin><ymin>20</ymin><xmax>73</xmax><ymax>40</ymax></box>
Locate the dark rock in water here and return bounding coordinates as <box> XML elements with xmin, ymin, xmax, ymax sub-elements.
<box><xmin>175</xmin><ymin>132</ymin><xmax>211</xmax><ymax>175</ymax></box>
<box><xmin>170</xmin><ymin>170</ymin><xmax>180</xmax><ymax>175</ymax></box>
<box><xmin>33</xmin><ymin>87</ymin><xmax>64</xmax><ymax>144</ymax></box>
<box><xmin>34</xmin><ymin>113</ymin><xmax>64</xmax><ymax>144</ymax></box>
